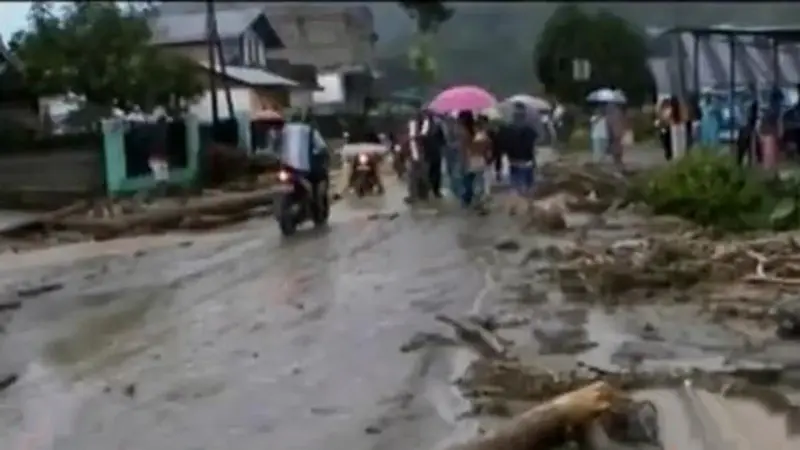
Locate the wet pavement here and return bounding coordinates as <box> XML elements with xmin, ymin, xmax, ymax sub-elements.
<box><xmin>1</xmin><ymin>150</ymin><xmax>800</xmax><ymax>449</ymax></box>
<box><xmin>0</xmin><ymin>178</ymin><xmax>501</xmax><ymax>450</ymax></box>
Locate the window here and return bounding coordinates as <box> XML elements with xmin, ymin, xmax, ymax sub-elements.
<box><xmin>245</xmin><ymin>32</ymin><xmax>256</xmax><ymax>65</ymax></box>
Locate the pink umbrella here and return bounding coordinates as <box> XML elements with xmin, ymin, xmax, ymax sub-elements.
<box><xmin>427</xmin><ymin>85</ymin><xmax>497</xmax><ymax>114</ymax></box>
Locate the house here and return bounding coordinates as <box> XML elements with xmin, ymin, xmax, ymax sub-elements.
<box><xmin>150</xmin><ymin>7</ymin><xmax>317</xmax><ymax>120</ymax></box>
<box><xmin>157</xmin><ymin>3</ymin><xmax>379</xmax><ymax>114</ymax></box>
<box><xmin>261</xmin><ymin>4</ymin><xmax>379</xmax><ymax>114</ymax></box>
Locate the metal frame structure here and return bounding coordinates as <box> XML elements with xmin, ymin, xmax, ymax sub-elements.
<box><xmin>660</xmin><ymin>25</ymin><xmax>800</xmax><ymax>152</ymax></box>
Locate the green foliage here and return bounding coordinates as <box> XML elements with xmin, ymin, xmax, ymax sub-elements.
<box><xmin>632</xmin><ymin>152</ymin><xmax>800</xmax><ymax>231</ymax></box>
<box><xmin>9</xmin><ymin>2</ymin><xmax>204</xmax><ymax>115</ymax></box>
<box><xmin>399</xmin><ymin>1</ymin><xmax>453</xmax><ymax>86</ymax></box>
<box><xmin>534</xmin><ymin>6</ymin><xmax>654</xmax><ymax>106</ymax></box>
<box><xmin>398</xmin><ymin>1</ymin><xmax>454</xmax><ymax>33</ymax></box>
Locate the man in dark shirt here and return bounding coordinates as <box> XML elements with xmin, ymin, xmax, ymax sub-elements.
<box><xmin>504</xmin><ymin>102</ymin><xmax>538</xmax><ymax>196</ymax></box>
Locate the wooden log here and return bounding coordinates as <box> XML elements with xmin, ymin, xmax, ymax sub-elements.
<box><xmin>447</xmin><ymin>381</ymin><xmax>626</xmax><ymax>450</ymax></box>
<box><xmin>55</xmin><ymin>188</ymin><xmax>277</xmax><ymax>237</ymax></box>
<box><xmin>0</xmin><ymin>200</ymin><xmax>90</xmax><ymax>236</ymax></box>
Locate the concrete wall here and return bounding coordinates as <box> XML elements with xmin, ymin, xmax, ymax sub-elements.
<box><xmin>0</xmin><ymin>147</ymin><xmax>104</xmax><ymax>209</ymax></box>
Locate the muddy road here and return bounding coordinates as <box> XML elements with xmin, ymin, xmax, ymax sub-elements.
<box><xmin>0</xmin><ymin>179</ymin><xmax>504</xmax><ymax>450</ymax></box>
<box><xmin>1</xmin><ymin>149</ymin><xmax>800</xmax><ymax>450</ymax></box>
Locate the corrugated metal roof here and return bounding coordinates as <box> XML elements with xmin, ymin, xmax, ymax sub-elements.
<box><xmin>150</xmin><ymin>8</ymin><xmax>264</xmax><ymax>45</ymax></box>
<box><xmin>649</xmin><ymin>32</ymin><xmax>800</xmax><ymax>95</ymax></box>
<box><xmin>197</xmin><ymin>62</ymin><xmax>298</xmax><ymax>87</ymax></box>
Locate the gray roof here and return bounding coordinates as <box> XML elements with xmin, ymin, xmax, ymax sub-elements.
<box><xmin>150</xmin><ymin>7</ymin><xmax>265</xmax><ymax>45</ymax></box>
<box><xmin>197</xmin><ymin>62</ymin><xmax>299</xmax><ymax>87</ymax></box>
<box><xmin>648</xmin><ymin>32</ymin><xmax>800</xmax><ymax>95</ymax></box>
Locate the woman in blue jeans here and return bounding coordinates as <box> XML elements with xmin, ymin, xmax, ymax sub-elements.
<box><xmin>456</xmin><ymin>110</ymin><xmax>490</xmax><ymax>208</ymax></box>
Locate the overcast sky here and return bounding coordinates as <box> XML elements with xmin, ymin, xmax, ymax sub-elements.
<box><xmin>1</xmin><ymin>3</ymin><xmax>30</xmax><ymax>40</ymax></box>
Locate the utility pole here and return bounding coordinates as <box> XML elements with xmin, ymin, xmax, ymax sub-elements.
<box><xmin>205</xmin><ymin>0</ymin><xmax>219</xmax><ymax>126</ymax></box>
<box><xmin>205</xmin><ymin>0</ymin><xmax>235</xmax><ymax>125</ymax></box>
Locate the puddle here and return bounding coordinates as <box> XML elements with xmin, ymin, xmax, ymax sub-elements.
<box><xmin>43</xmin><ymin>288</ymin><xmax>168</xmax><ymax>375</ymax></box>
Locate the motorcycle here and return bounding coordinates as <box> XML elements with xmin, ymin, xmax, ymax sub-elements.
<box><xmin>342</xmin><ymin>142</ymin><xmax>386</xmax><ymax>197</ymax></box>
<box><xmin>274</xmin><ymin>166</ymin><xmax>330</xmax><ymax>236</ymax></box>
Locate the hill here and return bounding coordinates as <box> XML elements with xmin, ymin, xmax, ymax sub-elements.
<box><xmin>372</xmin><ymin>2</ymin><xmax>800</xmax><ymax>97</ymax></box>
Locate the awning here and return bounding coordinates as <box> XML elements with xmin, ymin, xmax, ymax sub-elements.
<box><xmin>197</xmin><ymin>62</ymin><xmax>299</xmax><ymax>88</ymax></box>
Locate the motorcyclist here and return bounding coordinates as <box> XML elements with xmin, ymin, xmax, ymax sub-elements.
<box><xmin>345</xmin><ymin>116</ymin><xmax>385</xmax><ymax>193</ymax></box>
<box><xmin>280</xmin><ymin>111</ymin><xmax>329</xmax><ymax>206</ymax></box>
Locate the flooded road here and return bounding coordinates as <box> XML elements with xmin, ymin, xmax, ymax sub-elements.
<box><xmin>0</xmin><ymin>179</ymin><xmax>496</xmax><ymax>450</ymax></box>
<box><xmin>2</xmin><ymin>150</ymin><xmax>800</xmax><ymax>450</ymax></box>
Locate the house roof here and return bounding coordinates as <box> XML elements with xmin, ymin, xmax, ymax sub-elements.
<box><xmin>659</xmin><ymin>25</ymin><xmax>800</xmax><ymax>42</ymax></box>
<box><xmin>196</xmin><ymin>61</ymin><xmax>299</xmax><ymax>88</ymax></box>
<box><xmin>150</xmin><ymin>8</ymin><xmax>280</xmax><ymax>46</ymax></box>
<box><xmin>647</xmin><ymin>32</ymin><xmax>800</xmax><ymax>95</ymax></box>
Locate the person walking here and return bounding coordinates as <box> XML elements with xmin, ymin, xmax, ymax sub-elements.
<box><xmin>590</xmin><ymin>105</ymin><xmax>610</xmax><ymax>163</ymax></box>
<box><xmin>606</xmin><ymin>103</ymin><xmax>627</xmax><ymax>168</ymax></box>
<box><xmin>455</xmin><ymin>110</ymin><xmax>490</xmax><ymax>209</ymax></box>
<box><xmin>505</xmin><ymin>102</ymin><xmax>538</xmax><ymax>213</ymax></box>
<box><xmin>421</xmin><ymin>111</ymin><xmax>445</xmax><ymax>198</ymax></box>
<box><xmin>441</xmin><ymin>112</ymin><xmax>463</xmax><ymax>198</ymax></box>
<box><xmin>760</xmin><ymin>88</ymin><xmax>784</xmax><ymax>171</ymax></box>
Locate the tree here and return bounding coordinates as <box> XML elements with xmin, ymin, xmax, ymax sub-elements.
<box><xmin>398</xmin><ymin>1</ymin><xmax>454</xmax><ymax>85</ymax></box>
<box><xmin>534</xmin><ymin>5</ymin><xmax>654</xmax><ymax>106</ymax></box>
<box><xmin>9</xmin><ymin>2</ymin><xmax>204</xmax><ymax>117</ymax></box>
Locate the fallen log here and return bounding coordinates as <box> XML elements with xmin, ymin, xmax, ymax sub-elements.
<box><xmin>446</xmin><ymin>381</ymin><xmax>627</xmax><ymax>450</ymax></box>
<box><xmin>0</xmin><ymin>200</ymin><xmax>90</xmax><ymax>236</ymax></box>
<box><xmin>55</xmin><ymin>188</ymin><xmax>278</xmax><ymax>237</ymax></box>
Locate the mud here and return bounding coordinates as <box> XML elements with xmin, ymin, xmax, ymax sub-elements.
<box><xmin>446</xmin><ymin>153</ymin><xmax>800</xmax><ymax>448</ymax></box>
<box><xmin>0</xmin><ymin>150</ymin><xmax>799</xmax><ymax>449</ymax></box>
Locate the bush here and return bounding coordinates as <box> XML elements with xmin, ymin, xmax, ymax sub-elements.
<box><xmin>632</xmin><ymin>152</ymin><xmax>774</xmax><ymax>231</ymax></box>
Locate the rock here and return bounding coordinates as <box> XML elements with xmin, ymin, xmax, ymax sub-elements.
<box><xmin>0</xmin><ymin>373</ymin><xmax>18</xmax><ymax>392</ymax></box>
<box><xmin>523</xmin><ymin>203</ymin><xmax>567</xmax><ymax>232</ymax></box>
<box><xmin>0</xmin><ymin>300</ymin><xmax>21</xmax><ymax>312</ymax></box>
<box><xmin>124</xmin><ymin>383</ymin><xmax>136</xmax><ymax>398</ymax></box>
<box><xmin>399</xmin><ymin>332</ymin><xmax>455</xmax><ymax>352</ymax></box>
<box><xmin>495</xmin><ymin>238</ymin><xmax>521</xmax><ymax>252</ymax></box>
<box><xmin>364</xmin><ymin>425</ymin><xmax>382</xmax><ymax>435</ymax></box>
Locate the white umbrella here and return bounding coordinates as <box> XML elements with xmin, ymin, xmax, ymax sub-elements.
<box><xmin>587</xmin><ymin>88</ymin><xmax>627</xmax><ymax>104</ymax></box>
<box><xmin>502</xmin><ymin>94</ymin><xmax>551</xmax><ymax>112</ymax></box>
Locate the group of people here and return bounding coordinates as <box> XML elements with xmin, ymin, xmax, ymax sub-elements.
<box><xmin>405</xmin><ymin>101</ymin><xmax>539</xmax><ymax>210</ymax></box>
<box><xmin>654</xmin><ymin>84</ymin><xmax>800</xmax><ymax>169</ymax></box>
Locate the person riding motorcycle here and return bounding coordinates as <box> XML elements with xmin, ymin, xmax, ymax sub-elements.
<box><xmin>280</xmin><ymin>112</ymin><xmax>329</xmax><ymax>210</ymax></box>
<box><xmin>345</xmin><ymin>118</ymin><xmax>385</xmax><ymax>194</ymax></box>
